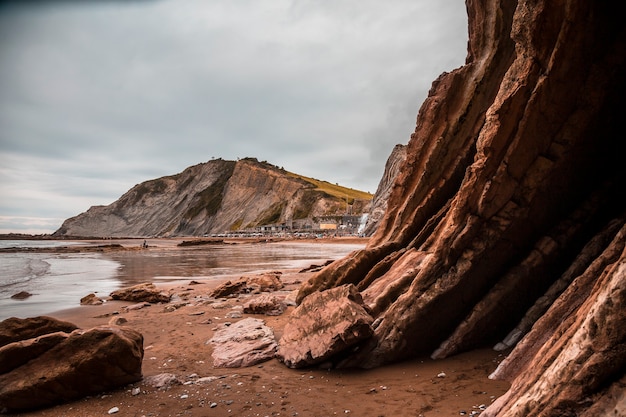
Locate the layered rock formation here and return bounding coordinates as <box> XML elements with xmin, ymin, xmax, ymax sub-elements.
<box><xmin>296</xmin><ymin>0</ymin><xmax>625</xmax><ymax>415</ymax></box>
<box><xmin>54</xmin><ymin>158</ymin><xmax>371</xmax><ymax>238</ymax></box>
<box><xmin>361</xmin><ymin>144</ymin><xmax>407</xmax><ymax>236</ymax></box>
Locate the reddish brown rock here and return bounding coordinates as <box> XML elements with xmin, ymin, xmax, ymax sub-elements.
<box><xmin>0</xmin><ymin>316</ymin><xmax>78</xmax><ymax>348</ymax></box>
<box><xmin>80</xmin><ymin>293</ymin><xmax>104</xmax><ymax>305</ymax></box>
<box><xmin>110</xmin><ymin>282</ymin><xmax>171</xmax><ymax>303</ymax></box>
<box><xmin>277</xmin><ymin>285</ymin><xmax>373</xmax><ymax>368</ymax></box>
<box><xmin>245</xmin><ymin>272</ymin><xmax>283</xmax><ymax>292</ymax></box>
<box><xmin>210</xmin><ymin>280</ymin><xmax>248</xmax><ymax>298</ymax></box>
<box><xmin>0</xmin><ymin>331</ymin><xmax>68</xmax><ymax>374</ymax></box>
<box><xmin>210</xmin><ymin>273</ymin><xmax>284</xmax><ymax>298</ymax></box>
<box><xmin>208</xmin><ymin>318</ymin><xmax>277</xmax><ymax>368</ymax></box>
<box><xmin>0</xmin><ymin>325</ymin><xmax>143</xmax><ymax>412</ymax></box>
<box><xmin>243</xmin><ymin>294</ymin><xmax>286</xmax><ymax>316</ymax></box>
<box><xmin>293</xmin><ymin>0</ymin><xmax>626</xmax><ymax>414</ymax></box>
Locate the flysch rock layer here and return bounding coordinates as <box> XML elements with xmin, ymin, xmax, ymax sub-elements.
<box><xmin>294</xmin><ymin>0</ymin><xmax>626</xmax><ymax>415</ymax></box>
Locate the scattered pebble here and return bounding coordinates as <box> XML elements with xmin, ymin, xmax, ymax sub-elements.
<box><xmin>437</xmin><ymin>372</ymin><xmax>447</xmax><ymax>378</ymax></box>
<box><xmin>107</xmin><ymin>406</ymin><xmax>119</xmax><ymax>414</ymax></box>
<box><xmin>180</xmin><ymin>394</ymin><xmax>188</xmax><ymax>399</ymax></box>
<box><xmin>210</xmin><ymin>402</ymin><xmax>218</xmax><ymax>408</ymax></box>
<box><xmin>131</xmin><ymin>387</ymin><xmax>141</xmax><ymax>396</ymax></box>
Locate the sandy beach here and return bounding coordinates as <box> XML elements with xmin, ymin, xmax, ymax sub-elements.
<box><xmin>4</xmin><ymin>238</ymin><xmax>510</xmax><ymax>417</ymax></box>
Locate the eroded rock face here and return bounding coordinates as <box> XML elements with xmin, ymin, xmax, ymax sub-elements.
<box><xmin>295</xmin><ymin>0</ymin><xmax>626</xmax><ymax>415</ymax></box>
<box><xmin>54</xmin><ymin>158</ymin><xmax>371</xmax><ymax>238</ymax></box>
<box><xmin>110</xmin><ymin>282</ymin><xmax>171</xmax><ymax>304</ymax></box>
<box><xmin>0</xmin><ymin>324</ymin><xmax>143</xmax><ymax>412</ymax></box>
<box><xmin>361</xmin><ymin>144</ymin><xmax>407</xmax><ymax>237</ymax></box>
<box><xmin>277</xmin><ymin>284</ymin><xmax>373</xmax><ymax>368</ymax></box>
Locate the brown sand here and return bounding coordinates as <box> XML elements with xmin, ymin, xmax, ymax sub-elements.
<box><xmin>8</xmin><ymin>238</ymin><xmax>510</xmax><ymax>417</ymax></box>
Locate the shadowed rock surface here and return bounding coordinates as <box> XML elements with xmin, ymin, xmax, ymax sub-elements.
<box><xmin>0</xmin><ymin>323</ymin><xmax>143</xmax><ymax>412</ymax></box>
<box><xmin>0</xmin><ymin>316</ymin><xmax>78</xmax><ymax>347</ymax></box>
<box><xmin>296</xmin><ymin>0</ymin><xmax>625</xmax><ymax>415</ymax></box>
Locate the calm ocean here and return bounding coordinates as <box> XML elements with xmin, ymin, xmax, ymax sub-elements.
<box><xmin>0</xmin><ymin>240</ymin><xmax>364</xmax><ymax>321</ymax></box>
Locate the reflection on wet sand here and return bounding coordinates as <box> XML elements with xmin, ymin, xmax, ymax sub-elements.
<box><xmin>105</xmin><ymin>241</ymin><xmax>364</xmax><ymax>287</ymax></box>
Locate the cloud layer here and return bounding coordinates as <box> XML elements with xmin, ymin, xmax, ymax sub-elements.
<box><xmin>0</xmin><ymin>0</ymin><xmax>468</xmax><ymax>233</ymax></box>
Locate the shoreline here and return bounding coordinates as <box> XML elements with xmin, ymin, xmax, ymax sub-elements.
<box><xmin>0</xmin><ymin>236</ymin><xmax>370</xmax><ymax>253</ymax></box>
<box><xmin>3</xmin><ymin>238</ymin><xmax>510</xmax><ymax>416</ymax></box>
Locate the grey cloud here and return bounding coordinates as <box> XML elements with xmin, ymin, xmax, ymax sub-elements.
<box><xmin>0</xmin><ymin>0</ymin><xmax>467</xmax><ymax>233</ymax></box>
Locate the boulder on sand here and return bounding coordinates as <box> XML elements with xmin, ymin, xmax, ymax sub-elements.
<box><xmin>276</xmin><ymin>284</ymin><xmax>373</xmax><ymax>368</ymax></box>
<box><xmin>80</xmin><ymin>293</ymin><xmax>104</xmax><ymax>305</ymax></box>
<box><xmin>0</xmin><ymin>316</ymin><xmax>78</xmax><ymax>348</ymax></box>
<box><xmin>210</xmin><ymin>273</ymin><xmax>284</xmax><ymax>298</ymax></box>
<box><xmin>110</xmin><ymin>282</ymin><xmax>171</xmax><ymax>303</ymax></box>
<box><xmin>0</xmin><ymin>323</ymin><xmax>143</xmax><ymax>412</ymax></box>
<box><xmin>210</xmin><ymin>280</ymin><xmax>248</xmax><ymax>298</ymax></box>
<box><xmin>243</xmin><ymin>294</ymin><xmax>287</xmax><ymax>316</ymax></box>
<box><xmin>208</xmin><ymin>318</ymin><xmax>277</xmax><ymax>368</ymax></box>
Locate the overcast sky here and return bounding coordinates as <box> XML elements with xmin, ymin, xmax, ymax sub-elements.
<box><xmin>0</xmin><ymin>0</ymin><xmax>467</xmax><ymax>234</ymax></box>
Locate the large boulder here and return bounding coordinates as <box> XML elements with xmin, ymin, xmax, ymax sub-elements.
<box><xmin>208</xmin><ymin>318</ymin><xmax>277</xmax><ymax>368</ymax></box>
<box><xmin>0</xmin><ymin>316</ymin><xmax>77</xmax><ymax>348</ymax></box>
<box><xmin>277</xmin><ymin>284</ymin><xmax>373</xmax><ymax>368</ymax></box>
<box><xmin>0</xmin><ymin>325</ymin><xmax>143</xmax><ymax>412</ymax></box>
<box><xmin>110</xmin><ymin>282</ymin><xmax>171</xmax><ymax>303</ymax></box>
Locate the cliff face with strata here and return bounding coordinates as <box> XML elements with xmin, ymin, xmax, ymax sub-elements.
<box><xmin>361</xmin><ymin>144</ymin><xmax>407</xmax><ymax>237</ymax></box>
<box><xmin>298</xmin><ymin>0</ymin><xmax>626</xmax><ymax>415</ymax></box>
<box><xmin>54</xmin><ymin>158</ymin><xmax>371</xmax><ymax>238</ymax></box>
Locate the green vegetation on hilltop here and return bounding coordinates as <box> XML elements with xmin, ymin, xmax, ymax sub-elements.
<box><xmin>286</xmin><ymin>173</ymin><xmax>373</xmax><ymax>203</ymax></box>
<box><xmin>240</xmin><ymin>157</ymin><xmax>373</xmax><ymax>203</ymax></box>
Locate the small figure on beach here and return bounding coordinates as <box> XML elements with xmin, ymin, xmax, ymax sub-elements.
<box><xmin>142</xmin><ymin>240</ymin><xmax>148</xmax><ymax>249</ymax></box>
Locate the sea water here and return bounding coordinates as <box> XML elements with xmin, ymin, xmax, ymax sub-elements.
<box><xmin>0</xmin><ymin>240</ymin><xmax>364</xmax><ymax>321</ymax></box>
<box><xmin>0</xmin><ymin>240</ymin><xmax>122</xmax><ymax>320</ymax></box>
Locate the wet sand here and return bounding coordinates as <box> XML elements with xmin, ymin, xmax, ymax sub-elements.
<box><xmin>7</xmin><ymin>238</ymin><xmax>510</xmax><ymax>417</ymax></box>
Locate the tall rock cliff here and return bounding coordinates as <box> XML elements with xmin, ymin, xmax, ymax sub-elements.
<box><xmin>297</xmin><ymin>0</ymin><xmax>625</xmax><ymax>415</ymax></box>
<box><xmin>54</xmin><ymin>158</ymin><xmax>372</xmax><ymax>238</ymax></box>
<box><xmin>361</xmin><ymin>144</ymin><xmax>407</xmax><ymax>237</ymax></box>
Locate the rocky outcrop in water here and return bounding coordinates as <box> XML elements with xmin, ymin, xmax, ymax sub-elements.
<box><xmin>54</xmin><ymin>158</ymin><xmax>371</xmax><ymax>238</ymax></box>
<box><xmin>296</xmin><ymin>0</ymin><xmax>626</xmax><ymax>415</ymax></box>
